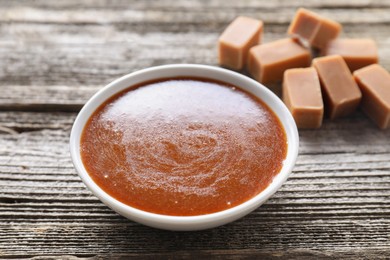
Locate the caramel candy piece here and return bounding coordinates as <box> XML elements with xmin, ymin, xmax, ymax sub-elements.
<box><xmin>323</xmin><ymin>38</ymin><xmax>378</xmax><ymax>72</ymax></box>
<box><xmin>312</xmin><ymin>55</ymin><xmax>362</xmax><ymax>119</ymax></box>
<box><xmin>218</xmin><ymin>16</ymin><xmax>263</xmax><ymax>70</ymax></box>
<box><xmin>288</xmin><ymin>8</ymin><xmax>342</xmax><ymax>49</ymax></box>
<box><xmin>247</xmin><ymin>38</ymin><xmax>311</xmax><ymax>83</ymax></box>
<box><xmin>283</xmin><ymin>68</ymin><xmax>324</xmax><ymax>129</ymax></box>
<box><xmin>353</xmin><ymin>64</ymin><xmax>390</xmax><ymax>129</ymax></box>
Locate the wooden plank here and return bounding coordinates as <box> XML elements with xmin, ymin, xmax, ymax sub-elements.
<box><xmin>0</xmin><ymin>248</ymin><xmax>389</xmax><ymax>260</ymax></box>
<box><xmin>0</xmin><ymin>86</ymin><xmax>99</xmax><ymax>111</ymax></box>
<box><xmin>1</xmin><ymin>0</ymin><xmax>390</xmax><ymax>9</ymax></box>
<box><xmin>2</xmin><ymin>7</ymin><xmax>390</xmax><ymax>26</ymax></box>
<box><xmin>1</xmin><ymin>0</ymin><xmax>390</xmax><ymax>26</ymax></box>
<box><xmin>0</xmin><ymin>112</ymin><xmax>76</xmax><ymax>132</ymax></box>
<box><xmin>1</xmin><ymin>221</ymin><xmax>389</xmax><ymax>256</ymax></box>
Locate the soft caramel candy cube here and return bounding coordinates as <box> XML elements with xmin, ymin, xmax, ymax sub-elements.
<box><xmin>247</xmin><ymin>38</ymin><xmax>311</xmax><ymax>84</ymax></box>
<box><xmin>323</xmin><ymin>38</ymin><xmax>378</xmax><ymax>72</ymax></box>
<box><xmin>353</xmin><ymin>64</ymin><xmax>390</xmax><ymax>129</ymax></box>
<box><xmin>313</xmin><ymin>55</ymin><xmax>362</xmax><ymax>119</ymax></box>
<box><xmin>218</xmin><ymin>16</ymin><xmax>263</xmax><ymax>70</ymax></box>
<box><xmin>283</xmin><ymin>68</ymin><xmax>324</xmax><ymax>129</ymax></box>
<box><xmin>288</xmin><ymin>8</ymin><xmax>342</xmax><ymax>49</ymax></box>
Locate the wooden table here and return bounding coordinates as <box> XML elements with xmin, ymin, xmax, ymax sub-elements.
<box><xmin>1</xmin><ymin>1</ymin><xmax>389</xmax><ymax>259</ymax></box>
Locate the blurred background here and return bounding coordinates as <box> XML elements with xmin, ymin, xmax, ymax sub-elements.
<box><xmin>2</xmin><ymin>0</ymin><xmax>389</xmax><ymax>90</ymax></box>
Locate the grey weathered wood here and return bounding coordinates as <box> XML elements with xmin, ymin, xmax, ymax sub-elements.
<box><xmin>0</xmin><ymin>86</ymin><xmax>99</xmax><ymax>111</ymax></box>
<box><xmin>1</xmin><ymin>0</ymin><xmax>390</xmax><ymax>258</ymax></box>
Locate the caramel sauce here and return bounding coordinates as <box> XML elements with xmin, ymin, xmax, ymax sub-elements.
<box><xmin>80</xmin><ymin>78</ymin><xmax>287</xmax><ymax>216</ymax></box>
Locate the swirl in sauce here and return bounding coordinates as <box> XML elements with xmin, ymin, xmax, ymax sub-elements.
<box><xmin>81</xmin><ymin>78</ymin><xmax>287</xmax><ymax>216</ymax></box>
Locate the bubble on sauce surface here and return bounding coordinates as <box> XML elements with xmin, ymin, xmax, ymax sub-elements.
<box><xmin>80</xmin><ymin>79</ymin><xmax>287</xmax><ymax>216</ymax></box>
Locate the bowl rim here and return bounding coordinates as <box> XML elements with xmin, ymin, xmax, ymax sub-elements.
<box><xmin>69</xmin><ymin>64</ymin><xmax>299</xmax><ymax>228</ymax></box>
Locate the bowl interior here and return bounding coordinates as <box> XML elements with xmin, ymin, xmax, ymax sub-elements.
<box><xmin>69</xmin><ymin>64</ymin><xmax>299</xmax><ymax>230</ymax></box>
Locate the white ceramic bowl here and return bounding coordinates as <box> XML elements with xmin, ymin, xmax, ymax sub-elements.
<box><xmin>70</xmin><ymin>64</ymin><xmax>299</xmax><ymax>231</ymax></box>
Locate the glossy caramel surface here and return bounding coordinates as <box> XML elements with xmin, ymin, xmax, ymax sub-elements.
<box><xmin>81</xmin><ymin>78</ymin><xmax>287</xmax><ymax>216</ymax></box>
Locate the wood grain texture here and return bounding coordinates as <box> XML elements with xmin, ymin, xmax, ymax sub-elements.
<box><xmin>1</xmin><ymin>0</ymin><xmax>390</xmax><ymax>258</ymax></box>
<box><xmin>1</xmin><ymin>112</ymin><xmax>389</xmax><ymax>258</ymax></box>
